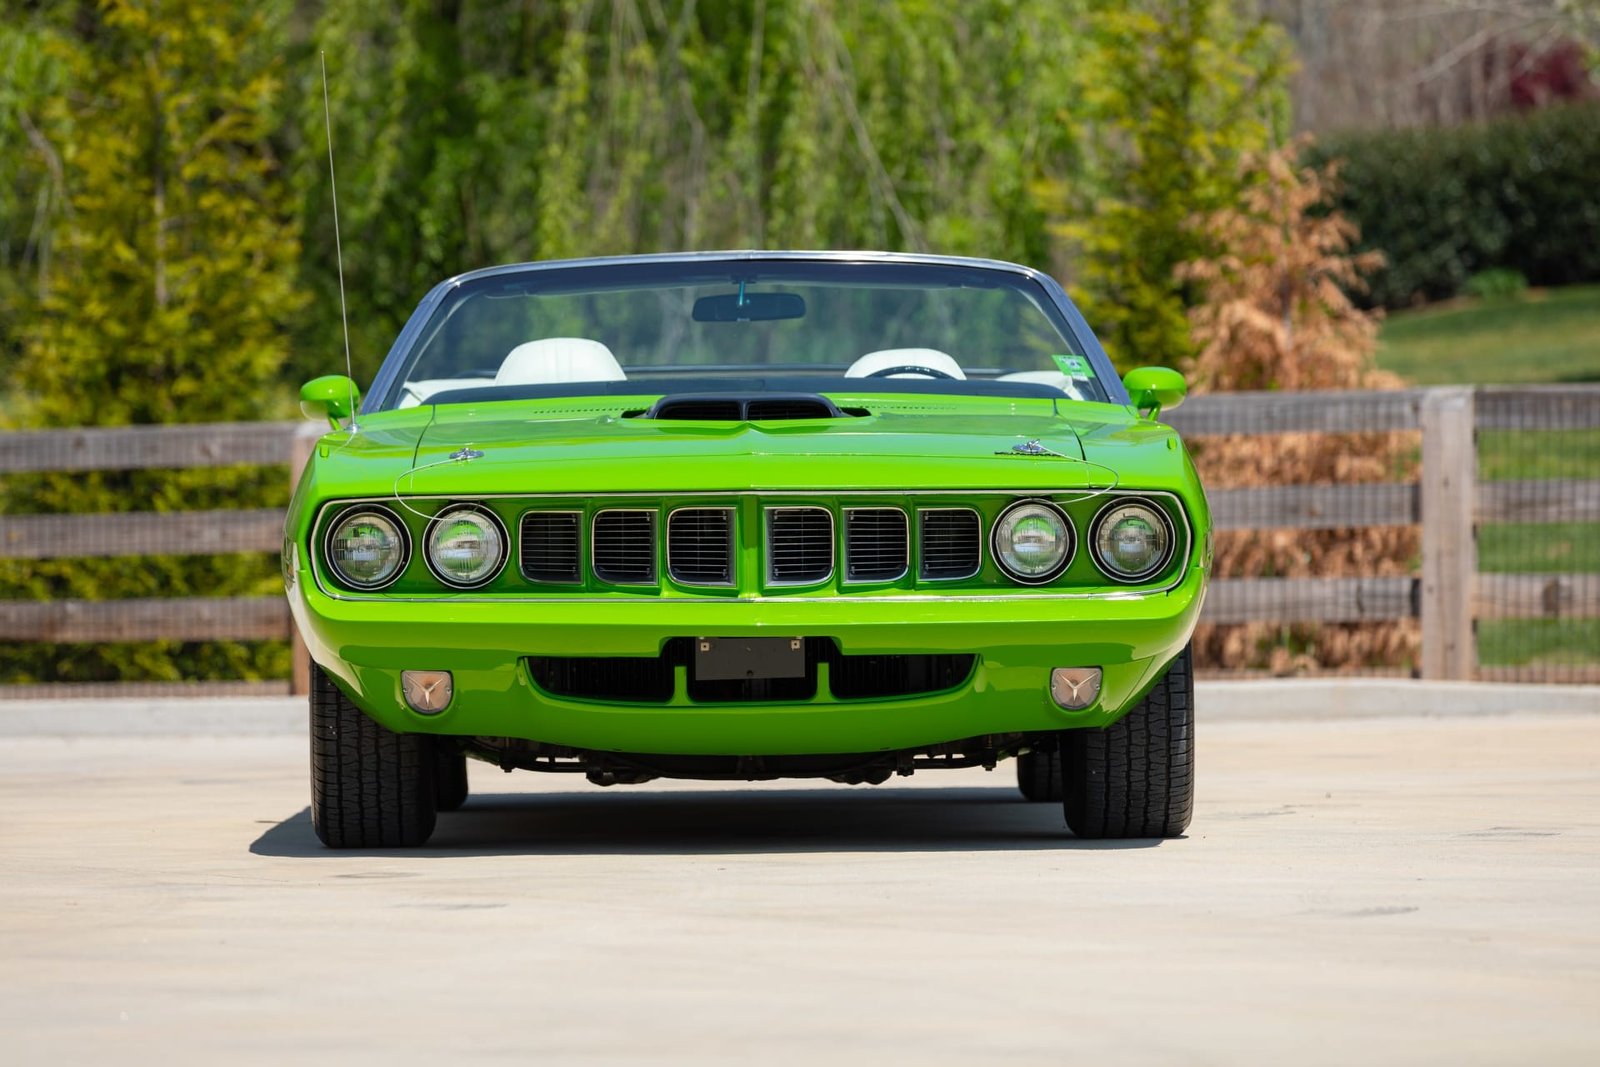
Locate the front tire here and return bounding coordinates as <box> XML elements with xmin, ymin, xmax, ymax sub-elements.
<box><xmin>310</xmin><ymin>665</ymin><xmax>438</xmax><ymax>848</ymax></box>
<box><xmin>1063</xmin><ymin>644</ymin><xmax>1194</xmax><ymax>839</ymax></box>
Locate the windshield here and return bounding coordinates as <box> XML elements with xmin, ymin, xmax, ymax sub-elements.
<box><xmin>378</xmin><ymin>259</ymin><xmax>1112</xmax><ymax>410</ymax></box>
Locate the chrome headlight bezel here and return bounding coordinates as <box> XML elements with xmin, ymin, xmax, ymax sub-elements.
<box><xmin>990</xmin><ymin>498</ymin><xmax>1075</xmax><ymax>585</ymax></box>
<box><xmin>424</xmin><ymin>504</ymin><xmax>509</xmax><ymax>589</ymax></box>
<box><xmin>323</xmin><ymin>505</ymin><xmax>410</xmax><ymax>591</ymax></box>
<box><xmin>1089</xmin><ymin>498</ymin><xmax>1176</xmax><ymax>583</ymax></box>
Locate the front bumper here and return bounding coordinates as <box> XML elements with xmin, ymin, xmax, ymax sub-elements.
<box><xmin>289</xmin><ymin>568</ymin><xmax>1206</xmax><ymax>755</ymax></box>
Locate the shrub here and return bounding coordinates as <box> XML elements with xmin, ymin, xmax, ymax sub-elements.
<box><xmin>1179</xmin><ymin>142</ymin><xmax>1417</xmax><ymax>674</ymax></box>
<box><xmin>1463</xmin><ymin>268</ymin><xmax>1530</xmax><ymax>302</ymax></box>
<box><xmin>1311</xmin><ymin>102</ymin><xmax>1600</xmax><ymax>308</ymax></box>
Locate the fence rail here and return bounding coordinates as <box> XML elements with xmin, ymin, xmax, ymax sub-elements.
<box><xmin>0</xmin><ymin>420</ymin><xmax>299</xmax><ymax>473</ymax></box>
<box><xmin>0</xmin><ymin>509</ymin><xmax>285</xmax><ymax>559</ymax></box>
<box><xmin>2</xmin><ymin>386</ymin><xmax>1596</xmax><ymax>695</ymax></box>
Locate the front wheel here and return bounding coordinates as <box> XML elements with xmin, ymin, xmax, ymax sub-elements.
<box><xmin>310</xmin><ymin>665</ymin><xmax>438</xmax><ymax>848</ymax></box>
<box><xmin>1062</xmin><ymin>644</ymin><xmax>1194</xmax><ymax>839</ymax></box>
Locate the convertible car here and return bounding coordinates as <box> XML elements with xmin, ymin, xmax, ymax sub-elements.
<box><xmin>284</xmin><ymin>251</ymin><xmax>1210</xmax><ymax>847</ymax></box>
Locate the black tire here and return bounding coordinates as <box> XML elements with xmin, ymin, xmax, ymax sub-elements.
<box><xmin>434</xmin><ymin>746</ymin><xmax>469</xmax><ymax>812</ymax></box>
<box><xmin>1062</xmin><ymin>643</ymin><xmax>1194</xmax><ymax>839</ymax></box>
<box><xmin>1015</xmin><ymin>749</ymin><xmax>1063</xmax><ymax>802</ymax></box>
<box><xmin>310</xmin><ymin>665</ymin><xmax>437</xmax><ymax>848</ymax></box>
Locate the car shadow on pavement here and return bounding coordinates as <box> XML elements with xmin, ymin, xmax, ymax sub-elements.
<box><xmin>250</xmin><ymin>786</ymin><xmax>1168</xmax><ymax>857</ymax></box>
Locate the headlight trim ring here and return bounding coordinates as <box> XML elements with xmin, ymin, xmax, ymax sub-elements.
<box><xmin>423</xmin><ymin>503</ymin><xmax>510</xmax><ymax>590</ymax></box>
<box><xmin>322</xmin><ymin>504</ymin><xmax>411</xmax><ymax>592</ymax></box>
<box><xmin>990</xmin><ymin>497</ymin><xmax>1076</xmax><ymax>585</ymax></box>
<box><xmin>1088</xmin><ymin>497</ymin><xmax>1177</xmax><ymax>584</ymax></box>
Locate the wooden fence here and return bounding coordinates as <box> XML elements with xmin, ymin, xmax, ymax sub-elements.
<box><xmin>2</xmin><ymin>385</ymin><xmax>1596</xmax><ymax>696</ymax></box>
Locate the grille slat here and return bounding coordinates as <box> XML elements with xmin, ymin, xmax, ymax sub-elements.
<box><xmin>845</xmin><ymin>508</ymin><xmax>909</xmax><ymax>582</ymax></box>
<box><xmin>651</xmin><ymin>399</ymin><xmax>742</xmax><ymax>420</ymax></box>
<box><xmin>520</xmin><ymin>511</ymin><xmax>582</xmax><ymax>583</ymax></box>
<box><xmin>592</xmin><ymin>510</ymin><xmax>657</xmax><ymax>584</ymax></box>
<box><xmin>767</xmin><ymin>507</ymin><xmax>834</xmax><ymax>584</ymax></box>
<box><xmin>919</xmin><ymin>509</ymin><xmax>982</xmax><ymax>580</ymax></box>
<box><xmin>667</xmin><ymin>508</ymin><xmax>735</xmax><ymax>585</ymax></box>
<box><xmin>641</xmin><ymin>394</ymin><xmax>846</xmax><ymax>421</ymax></box>
<box><xmin>746</xmin><ymin>398</ymin><xmax>834</xmax><ymax>420</ymax></box>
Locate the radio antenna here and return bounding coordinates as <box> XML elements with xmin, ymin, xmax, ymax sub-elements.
<box><xmin>320</xmin><ymin>51</ymin><xmax>357</xmax><ymax>434</ymax></box>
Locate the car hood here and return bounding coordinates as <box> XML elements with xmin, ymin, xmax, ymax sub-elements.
<box><xmin>307</xmin><ymin>396</ymin><xmax>1187</xmax><ymax>498</ymax></box>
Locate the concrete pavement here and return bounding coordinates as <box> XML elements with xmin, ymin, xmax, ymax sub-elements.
<box><xmin>1</xmin><ymin>714</ymin><xmax>1598</xmax><ymax>1064</ymax></box>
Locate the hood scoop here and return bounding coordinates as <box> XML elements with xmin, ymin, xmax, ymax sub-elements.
<box><xmin>633</xmin><ymin>393</ymin><xmax>853</xmax><ymax>421</ymax></box>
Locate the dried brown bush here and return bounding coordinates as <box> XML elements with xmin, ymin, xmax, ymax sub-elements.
<box><xmin>1177</xmin><ymin>140</ymin><xmax>1418</xmax><ymax>674</ymax></box>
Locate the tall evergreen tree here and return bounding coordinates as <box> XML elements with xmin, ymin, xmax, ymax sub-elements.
<box><xmin>15</xmin><ymin>0</ymin><xmax>303</xmax><ymax>427</ymax></box>
<box><xmin>0</xmin><ymin>1</ymin><xmax>75</xmax><ymax>407</ymax></box>
<box><xmin>1046</xmin><ymin>0</ymin><xmax>1291</xmax><ymax>370</ymax></box>
<box><xmin>0</xmin><ymin>0</ymin><xmax>304</xmax><ymax>683</ymax></box>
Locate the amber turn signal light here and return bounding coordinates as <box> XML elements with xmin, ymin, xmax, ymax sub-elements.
<box><xmin>401</xmin><ymin>670</ymin><xmax>453</xmax><ymax>714</ymax></box>
<box><xmin>1050</xmin><ymin>667</ymin><xmax>1102</xmax><ymax>710</ymax></box>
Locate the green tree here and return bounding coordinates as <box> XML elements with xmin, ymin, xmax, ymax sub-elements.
<box><xmin>0</xmin><ymin>1</ymin><xmax>75</xmax><ymax>411</ymax></box>
<box><xmin>1043</xmin><ymin>0</ymin><xmax>1290</xmax><ymax>370</ymax></box>
<box><xmin>292</xmin><ymin>0</ymin><xmax>1085</xmax><ymax>384</ymax></box>
<box><xmin>0</xmin><ymin>0</ymin><xmax>305</xmax><ymax>683</ymax></box>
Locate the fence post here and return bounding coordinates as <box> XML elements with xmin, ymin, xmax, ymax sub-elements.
<box><xmin>287</xmin><ymin>424</ymin><xmax>320</xmax><ymax>697</ymax></box>
<box><xmin>1420</xmin><ymin>387</ymin><xmax>1477</xmax><ymax>679</ymax></box>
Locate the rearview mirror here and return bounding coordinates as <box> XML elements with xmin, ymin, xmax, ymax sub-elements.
<box><xmin>300</xmin><ymin>375</ymin><xmax>361</xmax><ymax>428</ymax></box>
<box><xmin>692</xmin><ymin>291</ymin><xmax>806</xmax><ymax>323</ymax></box>
<box><xmin>1122</xmin><ymin>366</ymin><xmax>1186</xmax><ymax>419</ymax></box>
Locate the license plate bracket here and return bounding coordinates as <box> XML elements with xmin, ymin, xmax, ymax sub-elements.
<box><xmin>693</xmin><ymin>637</ymin><xmax>806</xmax><ymax>681</ymax></box>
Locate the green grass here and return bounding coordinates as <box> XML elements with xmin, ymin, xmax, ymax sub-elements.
<box><xmin>1478</xmin><ymin>619</ymin><xmax>1600</xmax><ymax>667</ymax></box>
<box><xmin>1379</xmin><ymin>289</ymin><xmax>1600</xmax><ymax>670</ymax></box>
<box><xmin>1377</xmin><ymin>285</ymin><xmax>1600</xmax><ymax>385</ymax></box>
<box><xmin>1479</xmin><ymin>522</ymin><xmax>1600</xmax><ymax>573</ymax></box>
<box><xmin>1478</xmin><ymin>428</ymin><xmax>1600</xmax><ymax>481</ymax></box>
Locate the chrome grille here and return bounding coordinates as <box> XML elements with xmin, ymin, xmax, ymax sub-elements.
<box><xmin>844</xmin><ymin>508</ymin><xmax>908</xmax><ymax>581</ymax></box>
<box><xmin>667</xmin><ymin>508</ymin><xmax>735</xmax><ymax>585</ymax></box>
<box><xmin>591</xmin><ymin>509</ymin><xmax>656</xmax><ymax>584</ymax></box>
<box><xmin>767</xmin><ymin>507</ymin><xmax>834</xmax><ymax>584</ymax></box>
<box><xmin>519</xmin><ymin>511</ymin><xmax>581</xmax><ymax>583</ymax></box>
<box><xmin>919</xmin><ymin>509</ymin><xmax>981</xmax><ymax>580</ymax></box>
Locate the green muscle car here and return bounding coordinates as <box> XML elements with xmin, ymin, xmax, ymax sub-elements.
<box><xmin>285</xmin><ymin>251</ymin><xmax>1209</xmax><ymax>847</ymax></box>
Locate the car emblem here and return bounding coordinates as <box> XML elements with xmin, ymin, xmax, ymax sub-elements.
<box><xmin>999</xmin><ymin>439</ymin><xmax>1065</xmax><ymax>457</ymax></box>
<box><xmin>449</xmin><ymin>446</ymin><xmax>484</xmax><ymax>462</ymax></box>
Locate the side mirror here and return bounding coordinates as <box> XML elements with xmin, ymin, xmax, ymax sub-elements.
<box><xmin>300</xmin><ymin>375</ymin><xmax>362</xmax><ymax>428</ymax></box>
<box><xmin>1122</xmin><ymin>366</ymin><xmax>1186</xmax><ymax>419</ymax></box>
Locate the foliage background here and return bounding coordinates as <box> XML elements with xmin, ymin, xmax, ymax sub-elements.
<box><xmin>1311</xmin><ymin>104</ymin><xmax>1600</xmax><ymax>309</ymax></box>
<box><xmin>0</xmin><ymin>0</ymin><xmax>1596</xmax><ymax>682</ymax></box>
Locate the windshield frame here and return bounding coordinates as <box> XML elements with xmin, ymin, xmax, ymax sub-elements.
<box><xmin>364</xmin><ymin>251</ymin><xmax>1128</xmax><ymax>413</ymax></box>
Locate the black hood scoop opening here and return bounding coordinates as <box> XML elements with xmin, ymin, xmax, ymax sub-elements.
<box><xmin>629</xmin><ymin>393</ymin><xmax>857</xmax><ymax>421</ymax></box>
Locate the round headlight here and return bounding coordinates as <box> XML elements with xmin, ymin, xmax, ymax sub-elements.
<box><xmin>991</xmin><ymin>500</ymin><xmax>1074</xmax><ymax>584</ymax></box>
<box><xmin>425</xmin><ymin>506</ymin><xmax>507</xmax><ymax>588</ymax></box>
<box><xmin>325</xmin><ymin>508</ymin><xmax>408</xmax><ymax>590</ymax></box>
<box><xmin>1091</xmin><ymin>500</ymin><xmax>1174</xmax><ymax>582</ymax></box>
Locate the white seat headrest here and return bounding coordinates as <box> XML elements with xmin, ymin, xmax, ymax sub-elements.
<box><xmin>495</xmin><ymin>338</ymin><xmax>626</xmax><ymax>386</ymax></box>
<box><xmin>997</xmin><ymin>370</ymin><xmax>1087</xmax><ymax>401</ymax></box>
<box><xmin>845</xmin><ymin>348</ymin><xmax>966</xmax><ymax>380</ymax></box>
